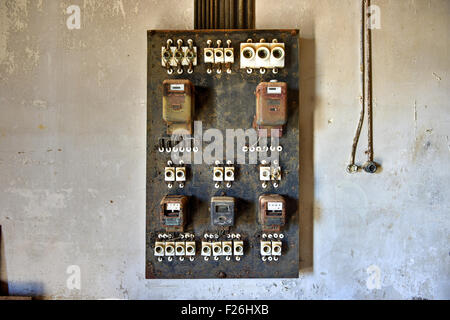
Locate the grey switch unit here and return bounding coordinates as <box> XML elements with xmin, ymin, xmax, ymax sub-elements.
<box><xmin>210</xmin><ymin>196</ymin><xmax>235</xmax><ymax>228</ymax></box>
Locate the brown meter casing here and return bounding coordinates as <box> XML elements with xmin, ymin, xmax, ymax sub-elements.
<box><xmin>162</xmin><ymin>79</ymin><xmax>194</xmax><ymax>135</ymax></box>
<box><xmin>258</xmin><ymin>194</ymin><xmax>286</xmax><ymax>232</ymax></box>
<box><xmin>254</xmin><ymin>81</ymin><xmax>287</xmax><ymax>137</ymax></box>
<box><xmin>160</xmin><ymin>195</ymin><xmax>188</xmax><ymax>232</ymax></box>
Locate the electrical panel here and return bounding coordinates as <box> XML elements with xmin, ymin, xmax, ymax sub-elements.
<box><xmin>147</xmin><ymin>30</ymin><xmax>299</xmax><ymax>279</ymax></box>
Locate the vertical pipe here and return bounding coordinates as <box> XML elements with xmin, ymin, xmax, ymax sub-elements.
<box><xmin>214</xmin><ymin>0</ymin><xmax>219</xmax><ymax>29</ymax></box>
<box><xmin>210</xmin><ymin>0</ymin><xmax>214</xmax><ymax>29</ymax></box>
<box><xmin>206</xmin><ymin>0</ymin><xmax>210</xmax><ymax>29</ymax></box>
<box><xmin>194</xmin><ymin>0</ymin><xmax>198</xmax><ymax>29</ymax></box>
<box><xmin>220</xmin><ymin>0</ymin><xmax>225</xmax><ymax>28</ymax></box>
<box><xmin>203</xmin><ymin>0</ymin><xmax>207</xmax><ymax>29</ymax></box>
<box><xmin>238</xmin><ymin>0</ymin><xmax>244</xmax><ymax>29</ymax></box>
<box><xmin>230</xmin><ymin>0</ymin><xmax>235</xmax><ymax>29</ymax></box>
<box><xmin>365</xmin><ymin>0</ymin><xmax>373</xmax><ymax>162</ymax></box>
<box><xmin>225</xmin><ymin>0</ymin><xmax>230</xmax><ymax>29</ymax></box>
<box><xmin>349</xmin><ymin>0</ymin><xmax>365</xmax><ymax>170</ymax></box>
<box><xmin>199</xmin><ymin>0</ymin><xmax>203</xmax><ymax>29</ymax></box>
<box><xmin>246</xmin><ymin>0</ymin><xmax>254</xmax><ymax>29</ymax></box>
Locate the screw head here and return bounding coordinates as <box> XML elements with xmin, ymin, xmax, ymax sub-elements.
<box><xmin>346</xmin><ymin>164</ymin><xmax>359</xmax><ymax>174</ymax></box>
<box><xmin>363</xmin><ymin>161</ymin><xmax>378</xmax><ymax>174</ymax></box>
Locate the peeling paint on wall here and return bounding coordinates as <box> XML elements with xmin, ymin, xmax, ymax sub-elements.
<box><xmin>0</xmin><ymin>0</ymin><xmax>449</xmax><ymax>300</ymax></box>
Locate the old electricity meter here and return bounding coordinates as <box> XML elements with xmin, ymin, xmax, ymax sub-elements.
<box><xmin>210</xmin><ymin>196</ymin><xmax>235</xmax><ymax>228</ymax></box>
<box><xmin>160</xmin><ymin>195</ymin><xmax>189</xmax><ymax>232</ymax></box>
<box><xmin>258</xmin><ymin>194</ymin><xmax>286</xmax><ymax>232</ymax></box>
<box><xmin>162</xmin><ymin>79</ymin><xmax>194</xmax><ymax>135</ymax></box>
<box><xmin>254</xmin><ymin>80</ymin><xmax>287</xmax><ymax>137</ymax></box>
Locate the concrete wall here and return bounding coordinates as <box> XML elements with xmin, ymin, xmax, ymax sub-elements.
<box><xmin>0</xmin><ymin>0</ymin><xmax>448</xmax><ymax>299</ymax></box>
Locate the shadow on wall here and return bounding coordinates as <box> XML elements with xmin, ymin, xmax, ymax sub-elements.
<box><xmin>6</xmin><ymin>282</ymin><xmax>45</xmax><ymax>299</ymax></box>
<box><xmin>0</xmin><ymin>226</ymin><xmax>44</xmax><ymax>299</ymax></box>
<box><xmin>0</xmin><ymin>225</ymin><xmax>8</xmax><ymax>295</ymax></box>
<box><xmin>299</xmin><ymin>38</ymin><xmax>316</xmax><ymax>272</ymax></box>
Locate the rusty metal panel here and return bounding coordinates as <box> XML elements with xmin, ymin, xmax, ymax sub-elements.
<box><xmin>146</xmin><ymin>30</ymin><xmax>299</xmax><ymax>279</ymax></box>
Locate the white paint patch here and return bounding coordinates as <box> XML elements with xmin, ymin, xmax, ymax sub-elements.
<box><xmin>87</xmin><ymin>188</ymin><xmax>99</xmax><ymax>198</ymax></box>
<box><xmin>432</xmin><ymin>72</ymin><xmax>442</xmax><ymax>81</ymax></box>
<box><xmin>32</xmin><ymin>100</ymin><xmax>48</xmax><ymax>109</ymax></box>
<box><xmin>2</xmin><ymin>52</ymin><xmax>16</xmax><ymax>75</ymax></box>
<box><xmin>113</xmin><ymin>0</ymin><xmax>126</xmax><ymax>19</ymax></box>
<box><xmin>0</xmin><ymin>1</ymin><xmax>8</xmax><ymax>63</ymax></box>
<box><xmin>7</xmin><ymin>0</ymin><xmax>29</xmax><ymax>31</ymax></box>
<box><xmin>7</xmin><ymin>188</ymin><xmax>73</xmax><ymax>218</ymax></box>
<box><xmin>36</xmin><ymin>0</ymin><xmax>43</xmax><ymax>11</ymax></box>
<box><xmin>25</xmin><ymin>46</ymin><xmax>40</xmax><ymax>66</ymax></box>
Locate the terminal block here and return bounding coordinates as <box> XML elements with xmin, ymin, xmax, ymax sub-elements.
<box><xmin>164</xmin><ymin>161</ymin><xmax>187</xmax><ymax>189</ymax></box>
<box><xmin>259</xmin><ymin>165</ymin><xmax>282</xmax><ymax>188</ymax></box>
<box><xmin>161</xmin><ymin>39</ymin><xmax>197</xmax><ymax>74</ymax></box>
<box><xmin>213</xmin><ymin>162</ymin><xmax>235</xmax><ymax>188</ymax></box>
<box><xmin>201</xmin><ymin>239</ymin><xmax>244</xmax><ymax>261</ymax></box>
<box><xmin>240</xmin><ymin>39</ymin><xmax>285</xmax><ymax>74</ymax></box>
<box><xmin>204</xmin><ymin>39</ymin><xmax>234</xmax><ymax>74</ymax></box>
<box><xmin>154</xmin><ymin>239</ymin><xmax>196</xmax><ymax>261</ymax></box>
<box><xmin>210</xmin><ymin>196</ymin><xmax>235</xmax><ymax>229</ymax></box>
<box><xmin>160</xmin><ymin>195</ymin><xmax>188</xmax><ymax>232</ymax></box>
<box><xmin>260</xmin><ymin>240</ymin><xmax>283</xmax><ymax>258</ymax></box>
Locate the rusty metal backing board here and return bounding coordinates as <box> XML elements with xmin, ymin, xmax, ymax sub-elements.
<box><xmin>146</xmin><ymin>30</ymin><xmax>299</xmax><ymax>279</ymax></box>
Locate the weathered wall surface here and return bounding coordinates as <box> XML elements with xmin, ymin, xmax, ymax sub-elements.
<box><xmin>0</xmin><ymin>0</ymin><xmax>448</xmax><ymax>299</ymax></box>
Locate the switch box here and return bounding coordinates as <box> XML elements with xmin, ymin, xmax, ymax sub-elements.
<box><xmin>162</xmin><ymin>79</ymin><xmax>194</xmax><ymax>135</ymax></box>
<box><xmin>213</xmin><ymin>167</ymin><xmax>224</xmax><ymax>181</ymax></box>
<box><xmin>270</xmin><ymin>43</ymin><xmax>285</xmax><ymax>68</ymax></box>
<box><xmin>165</xmin><ymin>241</ymin><xmax>175</xmax><ymax>256</ymax></box>
<box><xmin>233</xmin><ymin>240</ymin><xmax>244</xmax><ymax>256</ymax></box>
<box><xmin>272</xmin><ymin>241</ymin><xmax>282</xmax><ymax>256</ymax></box>
<box><xmin>175</xmin><ymin>167</ymin><xmax>186</xmax><ymax>181</ymax></box>
<box><xmin>255</xmin><ymin>43</ymin><xmax>271</xmax><ymax>69</ymax></box>
<box><xmin>258</xmin><ymin>194</ymin><xmax>286</xmax><ymax>232</ymax></box>
<box><xmin>222</xmin><ymin>241</ymin><xmax>233</xmax><ymax>256</ymax></box>
<box><xmin>240</xmin><ymin>42</ymin><xmax>256</xmax><ymax>69</ymax></box>
<box><xmin>185</xmin><ymin>241</ymin><xmax>196</xmax><ymax>256</ymax></box>
<box><xmin>240</xmin><ymin>40</ymin><xmax>285</xmax><ymax>71</ymax></box>
<box><xmin>224</xmin><ymin>47</ymin><xmax>234</xmax><ymax>64</ymax></box>
<box><xmin>212</xmin><ymin>242</ymin><xmax>222</xmax><ymax>256</ymax></box>
<box><xmin>147</xmin><ymin>30</ymin><xmax>300</xmax><ymax>279</ymax></box>
<box><xmin>254</xmin><ymin>81</ymin><xmax>287</xmax><ymax>137</ymax></box>
<box><xmin>210</xmin><ymin>196</ymin><xmax>235</xmax><ymax>228</ymax></box>
<box><xmin>154</xmin><ymin>242</ymin><xmax>165</xmax><ymax>256</ymax></box>
<box><xmin>260</xmin><ymin>166</ymin><xmax>271</xmax><ymax>181</ymax></box>
<box><xmin>160</xmin><ymin>195</ymin><xmax>188</xmax><ymax>232</ymax></box>
<box><xmin>260</xmin><ymin>241</ymin><xmax>272</xmax><ymax>256</ymax></box>
<box><xmin>224</xmin><ymin>167</ymin><xmax>235</xmax><ymax>181</ymax></box>
<box><xmin>204</xmin><ymin>47</ymin><xmax>214</xmax><ymax>63</ymax></box>
<box><xmin>175</xmin><ymin>242</ymin><xmax>186</xmax><ymax>256</ymax></box>
<box><xmin>214</xmin><ymin>47</ymin><xmax>224</xmax><ymax>64</ymax></box>
<box><xmin>164</xmin><ymin>167</ymin><xmax>176</xmax><ymax>181</ymax></box>
<box><xmin>201</xmin><ymin>242</ymin><xmax>212</xmax><ymax>256</ymax></box>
